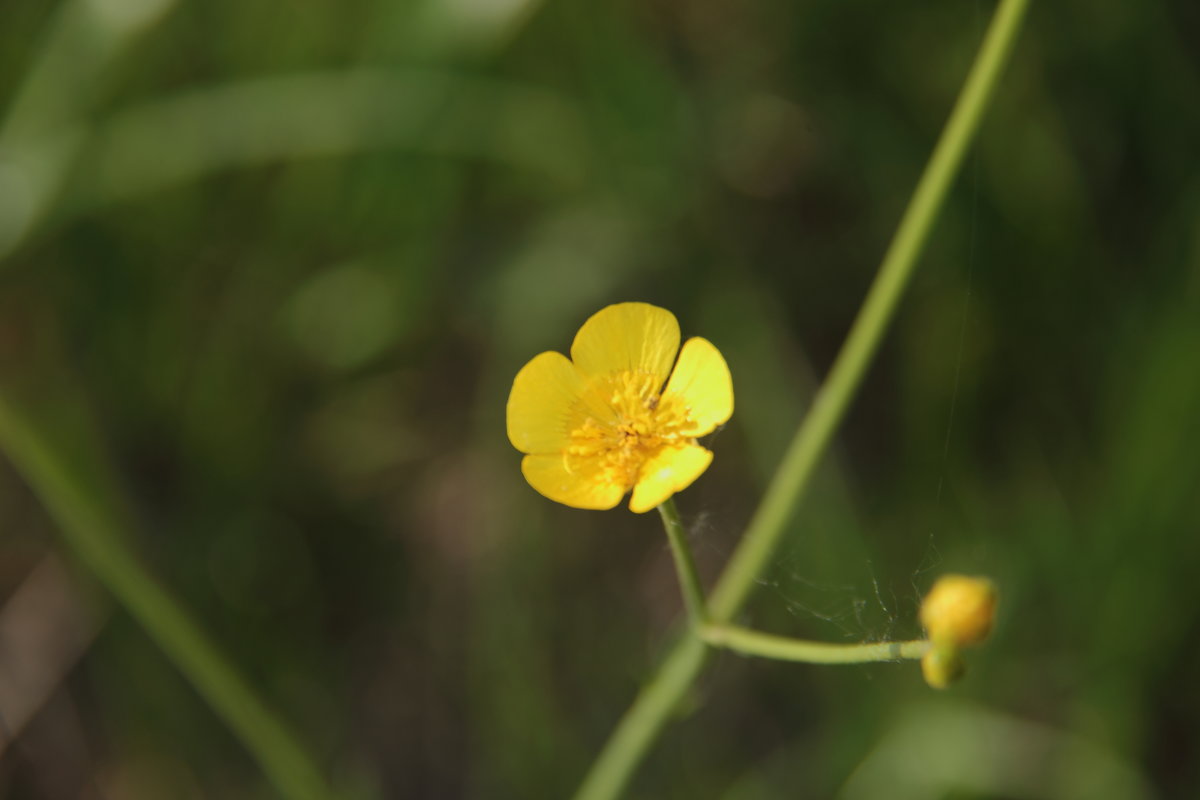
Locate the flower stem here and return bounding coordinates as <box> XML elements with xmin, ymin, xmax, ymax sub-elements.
<box><xmin>657</xmin><ymin>498</ymin><xmax>708</xmax><ymax>627</ymax></box>
<box><xmin>573</xmin><ymin>635</ymin><xmax>708</xmax><ymax>800</ymax></box>
<box><xmin>708</xmin><ymin>0</ymin><xmax>1029</xmax><ymax>624</ymax></box>
<box><xmin>702</xmin><ymin>625</ymin><xmax>929</xmax><ymax>664</ymax></box>
<box><xmin>0</xmin><ymin>397</ymin><xmax>337</xmax><ymax>800</ymax></box>
<box><xmin>574</xmin><ymin>1</ymin><xmax>1030</xmax><ymax>797</ymax></box>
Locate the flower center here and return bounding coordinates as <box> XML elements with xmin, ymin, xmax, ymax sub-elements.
<box><xmin>565</xmin><ymin>370</ymin><xmax>693</xmax><ymax>488</ymax></box>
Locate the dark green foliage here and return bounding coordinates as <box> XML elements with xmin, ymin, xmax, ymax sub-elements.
<box><xmin>0</xmin><ymin>0</ymin><xmax>1196</xmax><ymax>797</ymax></box>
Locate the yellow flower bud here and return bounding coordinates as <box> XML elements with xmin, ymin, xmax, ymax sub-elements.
<box><xmin>920</xmin><ymin>574</ymin><xmax>997</xmax><ymax>647</ymax></box>
<box><xmin>920</xmin><ymin>644</ymin><xmax>966</xmax><ymax>689</ymax></box>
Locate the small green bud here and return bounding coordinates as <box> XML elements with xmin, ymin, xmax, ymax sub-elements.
<box><xmin>921</xmin><ymin>644</ymin><xmax>966</xmax><ymax>689</ymax></box>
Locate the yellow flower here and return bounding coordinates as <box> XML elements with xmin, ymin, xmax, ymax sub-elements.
<box><xmin>506</xmin><ymin>302</ymin><xmax>734</xmax><ymax>513</ymax></box>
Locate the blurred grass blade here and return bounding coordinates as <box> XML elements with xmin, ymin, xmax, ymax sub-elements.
<box><xmin>65</xmin><ymin>70</ymin><xmax>588</xmax><ymax>214</ymax></box>
<box><xmin>0</xmin><ymin>0</ymin><xmax>178</xmax><ymax>257</ymax></box>
<box><xmin>0</xmin><ymin>396</ymin><xmax>338</xmax><ymax>800</ymax></box>
<box><xmin>400</xmin><ymin>0</ymin><xmax>546</xmax><ymax>58</ymax></box>
<box><xmin>1</xmin><ymin>0</ymin><xmax>177</xmax><ymax>139</ymax></box>
<box><xmin>839</xmin><ymin>701</ymin><xmax>1153</xmax><ymax>800</ymax></box>
<box><xmin>0</xmin><ymin>554</ymin><xmax>107</xmax><ymax>757</ymax></box>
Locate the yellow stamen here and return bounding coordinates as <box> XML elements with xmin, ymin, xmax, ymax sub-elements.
<box><xmin>565</xmin><ymin>370</ymin><xmax>696</xmax><ymax>490</ymax></box>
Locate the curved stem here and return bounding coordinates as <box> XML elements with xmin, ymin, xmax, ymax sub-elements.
<box><xmin>0</xmin><ymin>398</ymin><xmax>337</xmax><ymax>800</ymax></box>
<box><xmin>657</xmin><ymin>498</ymin><xmax>707</xmax><ymax>626</ymax></box>
<box><xmin>702</xmin><ymin>625</ymin><xmax>929</xmax><ymax>664</ymax></box>
<box><xmin>573</xmin><ymin>1</ymin><xmax>1030</xmax><ymax>797</ymax></box>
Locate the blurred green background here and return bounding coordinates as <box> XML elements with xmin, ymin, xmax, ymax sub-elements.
<box><xmin>1</xmin><ymin>0</ymin><xmax>1198</xmax><ymax>798</ymax></box>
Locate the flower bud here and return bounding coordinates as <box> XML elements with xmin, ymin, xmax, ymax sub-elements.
<box><xmin>921</xmin><ymin>644</ymin><xmax>966</xmax><ymax>689</ymax></box>
<box><xmin>920</xmin><ymin>574</ymin><xmax>997</xmax><ymax>647</ymax></box>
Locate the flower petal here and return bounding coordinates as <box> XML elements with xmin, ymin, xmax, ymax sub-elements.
<box><xmin>521</xmin><ymin>454</ymin><xmax>627</xmax><ymax>510</ymax></box>
<box><xmin>507</xmin><ymin>351</ymin><xmax>585</xmax><ymax>454</ymax></box>
<box><xmin>663</xmin><ymin>337</ymin><xmax>734</xmax><ymax>436</ymax></box>
<box><xmin>570</xmin><ymin>302</ymin><xmax>680</xmax><ymax>385</ymax></box>
<box><xmin>628</xmin><ymin>444</ymin><xmax>713</xmax><ymax>513</ymax></box>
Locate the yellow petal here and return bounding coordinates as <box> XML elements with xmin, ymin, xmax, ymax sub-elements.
<box><xmin>570</xmin><ymin>302</ymin><xmax>680</xmax><ymax>385</ymax></box>
<box><xmin>507</xmin><ymin>351</ymin><xmax>585</xmax><ymax>454</ymax></box>
<box><xmin>628</xmin><ymin>444</ymin><xmax>713</xmax><ymax>513</ymax></box>
<box><xmin>521</xmin><ymin>454</ymin><xmax>627</xmax><ymax>510</ymax></box>
<box><xmin>663</xmin><ymin>337</ymin><xmax>734</xmax><ymax>436</ymax></box>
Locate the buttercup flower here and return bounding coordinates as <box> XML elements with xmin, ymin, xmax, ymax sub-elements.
<box><xmin>506</xmin><ymin>302</ymin><xmax>733</xmax><ymax>513</ymax></box>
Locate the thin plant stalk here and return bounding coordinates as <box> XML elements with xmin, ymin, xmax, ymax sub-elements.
<box><xmin>573</xmin><ymin>1</ymin><xmax>1030</xmax><ymax>797</ymax></box>
<box><xmin>702</xmin><ymin>625</ymin><xmax>929</xmax><ymax>664</ymax></box>
<box><xmin>0</xmin><ymin>398</ymin><xmax>337</xmax><ymax>800</ymax></box>
<box><xmin>662</xmin><ymin>504</ymin><xmax>927</xmax><ymax>663</ymax></box>
<box><xmin>657</xmin><ymin>498</ymin><xmax>708</xmax><ymax>626</ymax></box>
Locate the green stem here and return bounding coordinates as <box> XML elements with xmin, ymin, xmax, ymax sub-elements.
<box><xmin>573</xmin><ymin>1</ymin><xmax>1029</xmax><ymax>797</ymax></box>
<box><xmin>702</xmin><ymin>625</ymin><xmax>929</xmax><ymax>664</ymax></box>
<box><xmin>709</xmin><ymin>0</ymin><xmax>1029</xmax><ymax>623</ymax></box>
<box><xmin>573</xmin><ymin>635</ymin><xmax>708</xmax><ymax>800</ymax></box>
<box><xmin>657</xmin><ymin>498</ymin><xmax>707</xmax><ymax>627</ymax></box>
<box><xmin>0</xmin><ymin>398</ymin><xmax>337</xmax><ymax>800</ymax></box>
